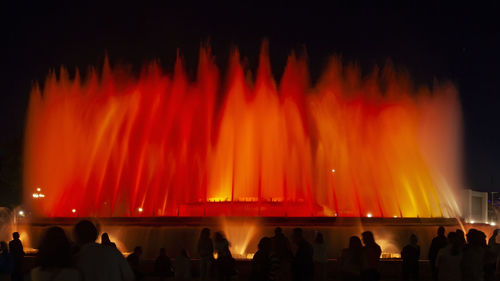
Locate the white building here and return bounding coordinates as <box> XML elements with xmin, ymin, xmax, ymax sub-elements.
<box><xmin>462</xmin><ymin>189</ymin><xmax>488</xmax><ymax>223</ymax></box>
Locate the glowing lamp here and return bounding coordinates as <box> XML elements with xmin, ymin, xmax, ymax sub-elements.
<box><xmin>367</xmin><ymin>213</ymin><xmax>373</xmax><ymax>218</ymax></box>
<box><xmin>138</xmin><ymin>207</ymin><xmax>143</xmax><ymax>213</ymax></box>
<box><xmin>18</xmin><ymin>210</ymin><xmax>24</xmax><ymax>216</ymax></box>
<box><xmin>71</xmin><ymin>209</ymin><xmax>76</xmax><ymax>213</ymax></box>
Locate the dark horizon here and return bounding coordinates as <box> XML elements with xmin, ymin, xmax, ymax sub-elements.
<box><xmin>1</xmin><ymin>1</ymin><xmax>498</xmax><ymax>206</ymax></box>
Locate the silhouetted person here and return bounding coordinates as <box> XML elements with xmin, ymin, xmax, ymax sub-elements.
<box><xmin>291</xmin><ymin>228</ymin><xmax>313</xmax><ymax>281</ymax></box>
<box><xmin>488</xmin><ymin>229</ymin><xmax>499</xmax><ymax>247</ymax></box>
<box><xmin>73</xmin><ymin>220</ymin><xmax>134</xmax><ymax>281</ymax></box>
<box><xmin>127</xmin><ymin>246</ymin><xmax>143</xmax><ymax>280</ymax></box>
<box><xmin>487</xmin><ymin>229</ymin><xmax>500</xmax><ymax>281</ymax></box>
<box><xmin>461</xmin><ymin>228</ymin><xmax>485</xmax><ymax>281</ymax></box>
<box><xmin>30</xmin><ymin>226</ymin><xmax>82</xmax><ymax>281</ymax></box>
<box><xmin>155</xmin><ymin>248</ymin><xmax>174</xmax><ymax>280</ymax></box>
<box><xmin>8</xmin><ymin>232</ymin><xmax>24</xmax><ymax>281</ymax></box>
<box><xmin>214</xmin><ymin>232</ymin><xmax>234</xmax><ymax>281</ymax></box>
<box><xmin>271</xmin><ymin>227</ymin><xmax>292</xmax><ymax>281</ymax></box>
<box><xmin>0</xmin><ymin>241</ymin><xmax>13</xmax><ymax>281</ymax></box>
<box><xmin>174</xmin><ymin>249</ymin><xmax>191</xmax><ymax>281</ymax></box>
<box><xmin>401</xmin><ymin>234</ymin><xmax>420</xmax><ymax>281</ymax></box>
<box><xmin>250</xmin><ymin>237</ymin><xmax>279</xmax><ymax>281</ymax></box>
<box><xmin>484</xmin><ymin>230</ymin><xmax>498</xmax><ymax>281</ymax></box>
<box><xmin>361</xmin><ymin>231</ymin><xmax>381</xmax><ymax>281</ymax></box>
<box><xmin>429</xmin><ymin>226</ymin><xmax>447</xmax><ymax>281</ymax></box>
<box><xmin>197</xmin><ymin>228</ymin><xmax>214</xmax><ymax>281</ymax></box>
<box><xmin>435</xmin><ymin>232</ymin><xmax>462</xmax><ymax>281</ymax></box>
<box><xmin>339</xmin><ymin>236</ymin><xmax>363</xmax><ymax>281</ymax></box>
<box><xmin>456</xmin><ymin>229</ymin><xmax>466</xmax><ymax>250</ymax></box>
<box><xmin>101</xmin><ymin>233</ymin><xmax>117</xmax><ymax>249</ymax></box>
<box><xmin>313</xmin><ymin>232</ymin><xmax>327</xmax><ymax>281</ymax></box>
<box><xmin>271</xmin><ymin>227</ymin><xmax>292</xmax><ymax>261</ymax></box>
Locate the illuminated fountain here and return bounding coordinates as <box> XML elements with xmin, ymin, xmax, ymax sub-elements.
<box><xmin>20</xmin><ymin>44</ymin><xmax>465</xmax><ymax>259</ymax></box>
<box><xmin>24</xmin><ymin>45</ymin><xmax>461</xmax><ymax>218</ymax></box>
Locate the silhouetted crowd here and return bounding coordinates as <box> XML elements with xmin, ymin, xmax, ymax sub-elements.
<box><xmin>426</xmin><ymin>226</ymin><xmax>500</xmax><ymax>281</ymax></box>
<box><xmin>196</xmin><ymin>226</ymin><xmax>383</xmax><ymax>281</ymax></box>
<box><xmin>1</xmin><ymin>222</ymin><xmax>500</xmax><ymax>281</ymax></box>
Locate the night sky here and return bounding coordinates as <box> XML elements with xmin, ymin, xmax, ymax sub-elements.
<box><xmin>1</xmin><ymin>1</ymin><xmax>498</xmax><ymax>205</ymax></box>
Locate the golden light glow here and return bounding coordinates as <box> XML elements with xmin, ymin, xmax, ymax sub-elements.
<box><xmin>221</xmin><ymin>218</ymin><xmax>258</xmax><ymax>258</ymax></box>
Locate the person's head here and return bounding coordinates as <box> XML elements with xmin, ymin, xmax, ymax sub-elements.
<box><xmin>409</xmin><ymin>234</ymin><xmax>418</xmax><ymax>245</ymax></box>
<box><xmin>12</xmin><ymin>232</ymin><xmax>20</xmax><ymax>240</ymax></box>
<box><xmin>274</xmin><ymin>227</ymin><xmax>283</xmax><ymax>236</ymax></box>
<box><xmin>437</xmin><ymin>226</ymin><xmax>445</xmax><ymax>236</ymax></box>
<box><xmin>314</xmin><ymin>232</ymin><xmax>324</xmax><ymax>244</ymax></box>
<box><xmin>348</xmin><ymin>236</ymin><xmax>363</xmax><ymax>250</ymax></box>
<box><xmin>466</xmin><ymin>228</ymin><xmax>481</xmax><ymax>246</ymax></box>
<box><xmin>200</xmin><ymin>228</ymin><xmax>210</xmax><ymax>240</ymax></box>
<box><xmin>258</xmin><ymin>237</ymin><xmax>272</xmax><ymax>253</ymax></box>
<box><xmin>73</xmin><ymin>220</ymin><xmax>98</xmax><ymax>245</ymax></box>
<box><xmin>214</xmin><ymin>231</ymin><xmax>225</xmax><ymax>242</ymax></box>
<box><xmin>134</xmin><ymin>246</ymin><xmax>143</xmax><ymax>255</ymax></box>
<box><xmin>494</xmin><ymin>229</ymin><xmax>500</xmax><ymax>236</ymax></box>
<box><xmin>101</xmin><ymin>233</ymin><xmax>111</xmax><ymax>244</ymax></box>
<box><xmin>361</xmin><ymin>231</ymin><xmax>375</xmax><ymax>245</ymax></box>
<box><xmin>159</xmin><ymin>248</ymin><xmax>166</xmax><ymax>256</ymax></box>
<box><xmin>0</xmin><ymin>241</ymin><xmax>7</xmax><ymax>252</ymax></box>
<box><xmin>292</xmin><ymin>228</ymin><xmax>303</xmax><ymax>243</ymax></box>
<box><xmin>36</xmin><ymin>226</ymin><xmax>72</xmax><ymax>269</ymax></box>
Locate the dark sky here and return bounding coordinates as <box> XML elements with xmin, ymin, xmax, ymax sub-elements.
<box><xmin>0</xmin><ymin>1</ymin><xmax>498</xmax><ymax>204</ymax></box>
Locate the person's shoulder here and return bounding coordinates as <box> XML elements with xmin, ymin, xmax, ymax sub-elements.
<box><xmin>59</xmin><ymin>268</ymin><xmax>83</xmax><ymax>280</ymax></box>
<box><xmin>31</xmin><ymin>266</ymin><xmax>42</xmax><ymax>275</ymax></box>
<box><xmin>104</xmin><ymin>245</ymin><xmax>124</xmax><ymax>258</ymax></box>
<box><xmin>30</xmin><ymin>267</ymin><xmax>45</xmax><ymax>281</ymax></box>
<box><xmin>80</xmin><ymin>242</ymin><xmax>101</xmax><ymax>250</ymax></box>
<box><xmin>80</xmin><ymin>242</ymin><xmax>121</xmax><ymax>258</ymax></box>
